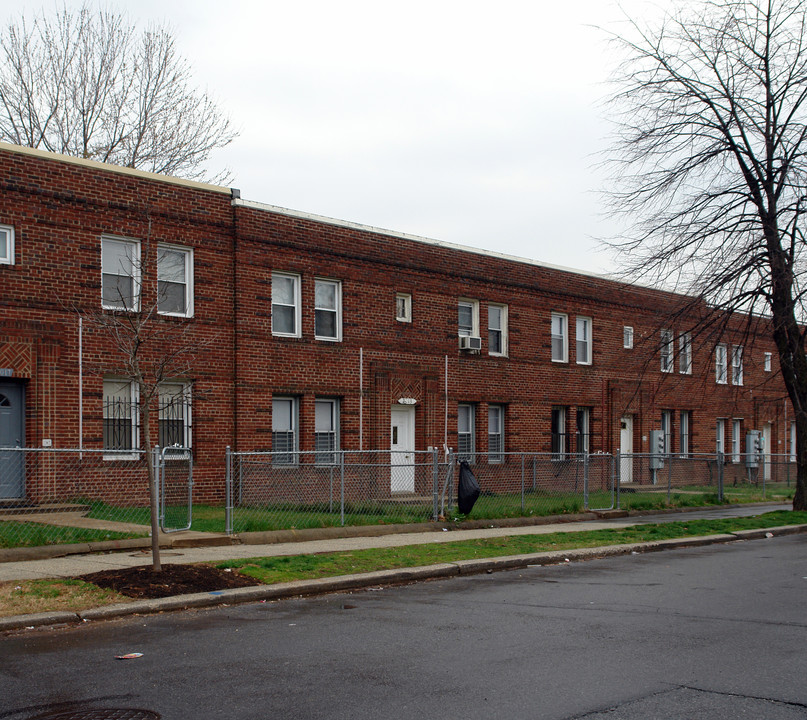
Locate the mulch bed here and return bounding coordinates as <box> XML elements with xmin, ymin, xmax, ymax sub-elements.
<box><xmin>79</xmin><ymin>563</ymin><xmax>258</xmax><ymax>599</ymax></box>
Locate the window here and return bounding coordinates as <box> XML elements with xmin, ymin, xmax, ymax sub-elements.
<box><xmin>551</xmin><ymin>406</ymin><xmax>567</xmax><ymax>460</ymax></box>
<box><xmin>661</xmin><ymin>410</ymin><xmax>673</xmax><ymax>454</ymax></box>
<box><xmin>157</xmin><ymin>245</ymin><xmax>193</xmax><ymax>317</ymax></box>
<box><xmin>732</xmin><ymin>345</ymin><xmax>744</xmax><ymax>385</ymax></box>
<box><xmin>0</xmin><ymin>224</ymin><xmax>14</xmax><ymax>265</ymax></box>
<box><xmin>103</xmin><ymin>379</ymin><xmax>138</xmax><ymax>455</ymax></box>
<box><xmin>158</xmin><ymin>382</ymin><xmax>191</xmax><ymax>450</ymax></box>
<box><xmin>488</xmin><ymin>404</ymin><xmax>504</xmax><ymax>463</ymax></box>
<box><xmin>679</xmin><ymin>333</ymin><xmax>692</xmax><ymax>374</ymax></box>
<box><xmin>680</xmin><ymin>410</ymin><xmax>691</xmax><ymax>456</ymax></box>
<box><xmin>731</xmin><ymin>419</ymin><xmax>742</xmax><ymax>462</ymax></box>
<box><xmin>576</xmin><ymin>407</ymin><xmax>591</xmax><ymax>455</ymax></box>
<box><xmin>576</xmin><ymin>317</ymin><xmax>592</xmax><ymax>365</ymax></box>
<box><xmin>716</xmin><ymin>419</ymin><xmax>726</xmax><ymax>456</ymax></box>
<box><xmin>660</xmin><ymin>329</ymin><xmax>673</xmax><ymax>373</ymax></box>
<box><xmin>488</xmin><ymin>304</ymin><xmax>507</xmax><ymax>356</ymax></box>
<box><xmin>272</xmin><ymin>397</ymin><xmax>298</xmax><ymax>464</ymax></box>
<box><xmin>764</xmin><ymin>352</ymin><xmax>772</xmax><ymax>373</ymax></box>
<box><xmin>315</xmin><ymin>398</ymin><xmax>339</xmax><ymax>464</ymax></box>
<box><xmin>272</xmin><ymin>273</ymin><xmax>301</xmax><ymax>337</ymax></box>
<box><xmin>396</xmin><ymin>293</ymin><xmax>412</xmax><ymax>323</ymax></box>
<box><xmin>623</xmin><ymin>326</ymin><xmax>634</xmax><ymax>349</ymax></box>
<box><xmin>715</xmin><ymin>344</ymin><xmax>728</xmax><ymax>384</ymax></box>
<box><xmin>102</xmin><ymin>237</ymin><xmax>140</xmax><ymax>310</ymax></box>
<box><xmin>458</xmin><ymin>403</ymin><xmax>476</xmax><ymax>462</ymax></box>
<box><xmin>551</xmin><ymin>313</ymin><xmax>568</xmax><ymax>362</ymax></box>
<box><xmin>315</xmin><ymin>278</ymin><xmax>342</xmax><ymax>341</ymax></box>
<box><xmin>458</xmin><ymin>299</ymin><xmax>479</xmax><ymax>337</ymax></box>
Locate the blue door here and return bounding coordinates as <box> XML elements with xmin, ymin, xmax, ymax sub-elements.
<box><xmin>0</xmin><ymin>381</ymin><xmax>24</xmax><ymax>498</ymax></box>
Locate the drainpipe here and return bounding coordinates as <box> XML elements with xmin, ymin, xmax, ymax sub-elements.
<box><xmin>231</xmin><ymin>188</ymin><xmax>241</xmax><ymax>452</ymax></box>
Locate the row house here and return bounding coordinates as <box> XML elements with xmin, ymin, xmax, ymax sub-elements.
<box><xmin>0</xmin><ymin>142</ymin><xmax>789</xmax><ymax>503</ymax></box>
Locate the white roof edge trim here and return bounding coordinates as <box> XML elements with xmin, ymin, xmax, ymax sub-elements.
<box><xmin>0</xmin><ymin>141</ymin><xmax>231</xmax><ymax>195</ymax></box>
<box><xmin>234</xmin><ymin>198</ymin><xmax>614</xmax><ymax>282</ymax></box>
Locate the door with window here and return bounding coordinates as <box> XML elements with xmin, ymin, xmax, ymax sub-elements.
<box><xmin>0</xmin><ymin>381</ymin><xmax>25</xmax><ymax>498</ymax></box>
<box><xmin>620</xmin><ymin>415</ymin><xmax>634</xmax><ymax>483</ymax></box>
<box><xmin>390</xmin><ymin>405</ymin><xmax>415</xmax><ymax>493</ymax></box>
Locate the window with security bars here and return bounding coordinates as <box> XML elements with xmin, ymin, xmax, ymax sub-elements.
<box><xmin>272</xmin><ymin>397</ymin><xmax>298</xmax><ymax>465</ymax></box>
<box><xmin>551</xmin><ymin>406</ymin><xmax>567</xmax><ymax>460</ymax></box>
<box><xmin>158</xmin><ymin>383</ymin><xmax>191</xmax><ymax>449</ymax></box>
<box><xmin>458</xmin><ymin>403</ymin><xmax>476</xmax><ymax>462</ymax></box>
<box><xmin>576</xmin><ymin>407</ymin><xmax>591</xmax><ymax>455</ymax></box>
<box><xmin>315</xmin><ymin>398</ymin><xmax>339</xmax><ymax>464</ymax></box>
<box><xmin>487</xmin><ymin>404</ymin><xmax>504</xmax><ymax>463</ymax></box>
<box><xmin>103</xmin><ymin>379</ymin><xmax>138</xmax><ymax>453</ymax></box>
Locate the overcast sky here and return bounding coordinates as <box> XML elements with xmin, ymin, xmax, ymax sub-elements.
<box><xmin>12</xmin><ymin>0</ymin><xmax>667</xmax><ymax>275</ymax></box>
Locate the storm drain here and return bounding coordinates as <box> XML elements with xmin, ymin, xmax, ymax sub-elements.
<box><xmin>30</xmin><ymin>710</ymin><xmax>160</xmax><ymax>720</ymax></box>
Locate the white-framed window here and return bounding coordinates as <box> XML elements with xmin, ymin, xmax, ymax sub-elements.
<box><xmin>551</xmin><ymin>312</ymin><xmax>568</xmax><ymax>363</ymax></box>
<box><xmin>101</xmin><ymin>236</ymin><xmax>140</xmax><ymax>310</ymax></box>
<box><xmin>623</xmin><ymin>326</ymin><xmax>634</xmax><ymax>349</ymax></box>
<box><xmin>576</xmin><ymin>316</ymin><xmax>592</xmax><ymax>365</ymax></box>
<box><xmin>731</xmin><ymin>345</ymin><xmax>744</xmax><ymax>386</ymax></box>
<box><xmin>731</xmin><ymin>419</ymin><xmax>742</xmax><ymax>462</ymax></box>
<box><xmin>576</xmin><ymin>407</ymin><xmax>591</xmax><ymax>456</ymax></box>
<box><xmin>661</xmin><ymin>410</ymin><xmax>673</xmax><ymax>454</ymax></box>
<box><xmin>488</xmin><ymin>404</ymin><xmax>504</xmax><ymax>463</ymax></box>
<box><xmin>551</xmin><ymin>406</ymin><xmax>567</xmax><ymax>460</ymax></box>
<box><xmin>272</xmin><ymin>396</ymin><xmax>298</xmax><ymax>465</ymax></box>
<box><xmin>158</xmin><ymin>382</ymin><xmax>191</xmax><ymax>450</ymax></box>
<box><xmin>458</xmin><ymin>403</ymin><xmax>476</xmax><ymax>463</ymax></box>
<box><xmin>396</xmin><ymin>293</ymin><xmax>412</xmax><ymax>323</ymax></box>
<box><xmin>458</xmin><ymin>299</ymin><xmax>479</xmax><ymax>337</ymax></box>
<box><xmin>103</xmin><ymin>378</ymin><xmax>138</xmax><ymax>457</ymax></box>
<box><xmin>716</xmin><ymin>419</ymin><xmax>726</xmax><ymax>456</ymax></box>
<box><xmin>272</xmin><ymin>273</ymin><xmax>301</xmax><ymax>337</ymax></box>
<box><xmin>315</xmin><ymin>278</ymin><xmax>342</xmax><ymax>341</ymax></box>
<box><xmin>157</xmin><ymin>245</ymin><xmax>193</xmax><ymax>317</ymax></box>
<box><xmin>715</xmin><ymin>344</ymin><xmax>728</xmax><ymax>384</ymax></box>
<box><xmin>0</xmin><ymin>224</ymin><xmax>14</xmax><ymax>265</ymax></box>
<box><xmin>315</xmin><ymin>398</ymin><xmax>340</xmax><ymax>465</ymax></box>
<box><xmin>680</xmin><ymin>410</ymin><xmax>691</xmax><ymax>456</ymax></box>
<box><xmin>660</xmin><ymin>329</ymin><xmax>673</xmax><ymax>373</ymax></box>
<box><xmin>790</xmin><ymin>422</ymin><xmax>796</xmax><ymax>462</ymax></box>
<box><xmin>488</xmin><ymin>304</ymin><xmax>508</xmax><ymax>356</ymax></box>
<box><xmin>679</xmin><ymin>333</ymin><xmax>692</xmax><ymax>374</ymax></box>
<box><xmin>764</xmin><ymin>352</ymin><xmax>772</xmax><ymax>373</ymax></box>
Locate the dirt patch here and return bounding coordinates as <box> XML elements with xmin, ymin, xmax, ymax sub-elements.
<box><xmin>80</xmin><ymin>563</ymin><xmax>258</xmax><ymax>599</ymax></box>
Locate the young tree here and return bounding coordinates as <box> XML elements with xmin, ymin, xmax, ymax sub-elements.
<box><xmin>0</xmin><ymin>3</ymin><xmax>236</xmax><ymax>183</ymax></box>
<box><xmin>85</xmin><ymin>229</ymin><xmax>201</xmax><ymax>571</ymax></box>
<box><xmin>603</xmin><ymin>0</ymin><xmax>807</xmax><ymax>509</ymax></box>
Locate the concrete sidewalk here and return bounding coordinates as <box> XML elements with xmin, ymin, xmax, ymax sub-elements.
<box><xmin>0</xmin><ymin>502</ymin><xmax>799</xmax><ymax>632</ymax></box>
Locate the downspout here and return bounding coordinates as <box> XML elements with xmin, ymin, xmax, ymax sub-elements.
<box><xmin>444</xmin><ymin>355</ymin><xmax>449</xmax><ymax>451</ymax></box>
<box><xmin>79</xmin><ymin>316</ymin><xmax>83</xmax><ymax>455</ymax></box>
<box><xmin>231</xmin><ymin>188</ymin><xmax>241</xmax><ymax>452</ymax></box>
<box><xmin>359</xmin><ymin>347</ymin><xmax>364</xmax><ymax>451</ymax></box>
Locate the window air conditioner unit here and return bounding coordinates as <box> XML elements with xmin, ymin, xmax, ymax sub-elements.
<box><xmin>459</xmin><ymin>336</ymin><xmax>482</xmax><ymax>351</ymax></box>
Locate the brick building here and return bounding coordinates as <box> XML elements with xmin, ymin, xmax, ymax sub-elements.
<box><xmin>0</xmin><ymin>142</ymin><xmax>791</xmax><ymax>503</ymax></box>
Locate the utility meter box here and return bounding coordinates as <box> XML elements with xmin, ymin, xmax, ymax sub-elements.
<box><xmin>745</xmin><ymin>430</ymin><xmax>762</xmax><ymax>468</ymax></box>
<box><xmin>649</xmin><ymin>430</ymin><xmax>665</xmax><ymax>470</ymax></box>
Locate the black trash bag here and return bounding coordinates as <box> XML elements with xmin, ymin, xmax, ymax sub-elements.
<box><xmin>457</xmin><ymin>460</ymin><xmax>481</xmax><ymax>515</ymax></box>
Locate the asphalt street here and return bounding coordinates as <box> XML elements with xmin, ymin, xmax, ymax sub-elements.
<box><xmin>1</xmin><ymin>531</ymin><xmax>805</xmax><ymax>720</ymax></box>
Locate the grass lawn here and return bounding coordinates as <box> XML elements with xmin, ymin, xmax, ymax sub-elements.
<box><xmin>0</xmin><ymin>521</ymin><xmax>146</xmax><ymax>549</ymax></box>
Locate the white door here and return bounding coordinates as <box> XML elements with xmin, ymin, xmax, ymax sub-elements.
<box><xmin>390</xmin><ymin>405</ymin><xmax>415</xmax><ymax>493</ymax></box>
<box><xmin>620</xmin><ymin>415</ymin><xmax>633</xmax><ymax>483</ymax></box>
<box><xmin>763</xmin><ymin>422</ymin><xmax>772</xmax><ymax>481</ymax></box>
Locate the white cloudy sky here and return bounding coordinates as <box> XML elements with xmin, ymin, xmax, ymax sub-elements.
<box><xmin>10</xmin><ymin>0</ymin><xmax>667</xmax><ymax>274</ymax></box>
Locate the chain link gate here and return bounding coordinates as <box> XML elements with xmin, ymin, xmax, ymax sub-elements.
<box><xmin>156</xmin><ymin>445</ymin><xmax>193</xmax><ymax>532</ymax></box>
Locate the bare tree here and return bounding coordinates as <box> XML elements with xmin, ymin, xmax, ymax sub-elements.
<box><xmin>83</xmin><ymin>227</ymin><xmax>203</xmax><ymax>571</ymax></box>
<box><xmin>603</xmin><ymin>0</ymin><xmax>807</xmax><ymax>509</ymax></box>
<box><xmin>0</xmin><ymin>3</ymin><xmax>237</xmax><ymax>183</ymax></box>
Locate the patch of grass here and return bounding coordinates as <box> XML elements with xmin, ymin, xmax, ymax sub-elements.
<box><xmin>218</xmin><ymin>510</ymin><xmax>807</xmax><ymax>585</ymax></box>
<box><xmin>0</xmin><ymin>522</ymin><xmax>145</xmax><ymax>549</ymax></box>
<box><xmin>0</xmin><ymin>578</ymin><xmax>130</xmax><ymax>617</ymax></box>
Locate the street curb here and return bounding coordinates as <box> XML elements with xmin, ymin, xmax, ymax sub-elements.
<box><xmin>3</xmin><ymin>523</ymin><xmax>806</xmax><ymax>632</ymax></box>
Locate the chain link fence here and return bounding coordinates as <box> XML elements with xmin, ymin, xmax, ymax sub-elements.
<box><xmin>0</xmin><ymin>447</ymin><xmax>191</xmax><ymax>548</ymax></box>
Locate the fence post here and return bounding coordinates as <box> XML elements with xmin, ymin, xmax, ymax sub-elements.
<box><xmin>521</xmin><ymin>453</ymin><xmax>526</xmax><ymax>513</ymax></box>
<box><xmin>717</xmin><ymin>451</ymin><xmax>724</xmax><ymax>503</ymax></box>
<box><xmin>154</xmin><ymin>446</ymin><xmax>163</xmax><ymax>530</ymax></box>
<box><xmin>616</xmin><ymin>453</ymin><xmax>621</xmax><ymax>510</ymax></box>
<box><xmin>667</xmin><ymin>453</ymin><xmax>673</xmax><ymax>503</ymax></box>
<box><xmin>225</xmin><ymin>446</ymin><xmax>232</xmax><ymax>535</ymax></box>
<box><xmin>583</xmin><ymin>453</ymin><xmax>590</xmax><ymax>510</ymax></box>
<box><xmin>340</xmin><ymin>450</ymin><xmax>346</xmax><ymax>526</ymax></box>
<box><xmin>432</xmin><ymin>447</ymin><xmax>439</xmax><ymax>521</ymax></box>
